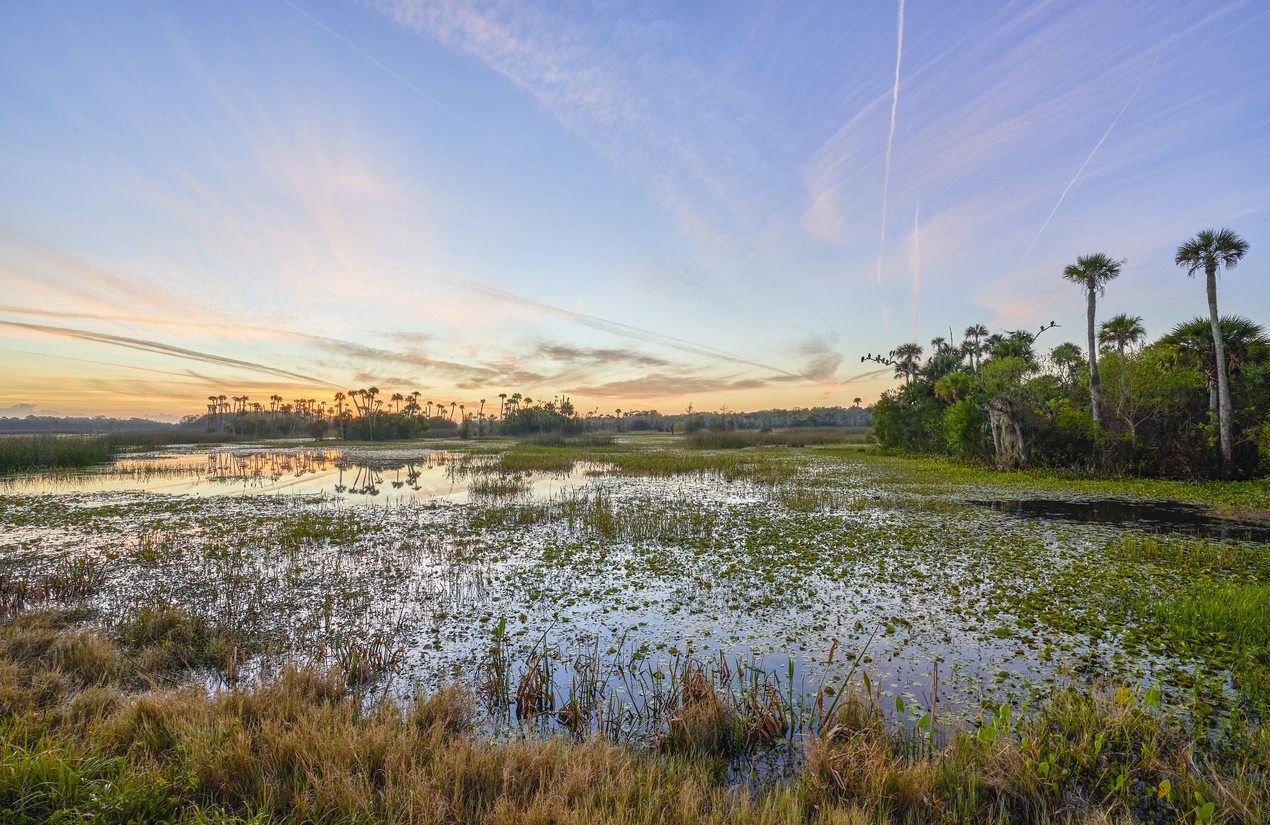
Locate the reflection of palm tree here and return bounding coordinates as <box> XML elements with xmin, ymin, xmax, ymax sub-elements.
<box><xmin>1062</xmin><ymin>253</ymin><xmax>1124</xmax><ymax>424</ymax></box>
<box><xmin>1176</xmin><ymin>228</ymin><xmax>1250</xmax><ymax>468</ymax></box>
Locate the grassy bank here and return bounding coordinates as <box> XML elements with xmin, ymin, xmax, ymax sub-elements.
<box><xmin>832</xmin><ymin>449</ymin><xmax>1270</xmax><ymax>516</ymax></box>
<box><xmin>2</xmin><ymin>606</ymin><xmax>1268</xmax><ymax>824</ymax></box>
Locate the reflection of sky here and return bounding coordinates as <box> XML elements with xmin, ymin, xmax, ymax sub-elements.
<box><xmin>1</xmin><ymin>449</ymin><xmax>595</xmax><ymax>506</ymax></box>
<box><xmin>1</xmin><ymin>1</ymin><xmax>1267</xmax><ymax>417</ymax></box>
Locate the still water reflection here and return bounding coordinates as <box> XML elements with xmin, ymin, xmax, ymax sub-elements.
<box><xmin>2</xmin><ymin>448</ymin><xmax>596</xmax><ymax>505</ymax></box>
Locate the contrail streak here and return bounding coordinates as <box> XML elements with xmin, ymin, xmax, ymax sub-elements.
<box><xmin>0</xmin><ymin>319</ymin><xmax>342</xmax><ymax>388</ymax></box>
<box><xmin>456</xmin><ymin>281</ymin><xmax>797</xmax><ymax>377</ymax></box>
<box><xmin>912</xmin><ymin>202</ymin><xmax>920</xmax><ymax>343</ymax></box>
<box><xmin>840</xmin><ymin>367</ymin><xmax>894</xmax><ymax>384</ymax></box>
<box><xmin>1013</xmin><ymin>37</ymin><xmax>1172</xmax><ymax>273</ymax></box>
<box><xmin>877</xmin><ymin>0</ymin><xmax>905</xmax><ymax>286</ymax></box>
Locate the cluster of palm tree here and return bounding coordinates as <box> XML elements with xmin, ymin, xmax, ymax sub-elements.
<box><xmin>1064</xmin><ymin>228</ymin><xmax>1251</xmax><ymax>467</ymax></box>
<box><xmin>199</xmin><ymin>386</ymin><xmax>485</xmax><ymax>440</ymax></box>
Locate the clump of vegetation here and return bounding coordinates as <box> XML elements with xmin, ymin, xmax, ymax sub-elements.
<box><xmin>467</xmin><ymin>475</ymin><xmax>532</xmax><ymax>498</ymax></box>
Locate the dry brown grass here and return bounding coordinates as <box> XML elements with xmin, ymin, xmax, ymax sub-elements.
<box><xmin>1</xmin><ymin>608</ymin><xmax>1267</xmax><ymax>824</ymax></box>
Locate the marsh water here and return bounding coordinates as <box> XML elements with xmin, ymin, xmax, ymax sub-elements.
<box><xmin>2</xmin><ymin>442</ymin><xmax>1266</xmax><ymax>773</ymax></box>
<box><xmin>970</xmin><ymin>498</ymin><xmax>1270</xmax><ymax>542</ymax></box>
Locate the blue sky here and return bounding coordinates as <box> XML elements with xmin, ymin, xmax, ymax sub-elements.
<box><xmin>2</xmin><ymin>0</ymin><xmax>1267</xmax><ymax>418</ymax></box>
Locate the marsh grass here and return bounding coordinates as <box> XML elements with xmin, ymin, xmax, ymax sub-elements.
<box><xmin>2</xmin><ymin>603</ymin><xmax>1266</xmax><ymax>825</ymax></box>
<box><xmin>1129</xmin><ymin>583</ymin><xmax>1270</xmax><ymax>648</ymax></box>
<box><xmin>1</xmin><ymin>554</ymin><xmax>106</xmax><ymax>620</ymax></box>
<box><xmin>687</xmin><ymin>428</ymin><xmax>871</xmax><ymax>450</ymax></box>
<box><xmin>0</xmin><ymin>434</ymin><xmax>115</xmax><ymax>473</ymax></box>
<box><xmin>1112</xmin><ymin>533</ymin><xmax>1270</xmax><ymax>577</ymax></box>
<box><xmin>521</xmin><ymin>433</ymin><xmax>617</xmax><ymax>448</ymax></box>
<box><xmin>468</xmin><ymin>475</ymin><xmax>532</xmax><ymax>498</ymax></box>
<box><xmin>465</xmin><ymin>488</ymin><xmax>721</xmax><ymax>542</ymax></box>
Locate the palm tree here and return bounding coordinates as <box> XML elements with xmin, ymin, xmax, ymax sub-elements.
<box><xmin>1176</xmin><ymin>228</ymin><xmax>1250</xmax><ymax>468</ymax></box>
<box><xmin>498</xmin><ymin>393</ymin><xmax>507</xmax><ymax>420</ymax></box>
<box><xmin>892</xmin><ymin>343</ymin><xmax>924</xmax><ymax>384</ymax></box>
<box><xmin>1098</xmin><ymin>315</ymin><xmax>1145</xmax><ymax>418</ymax></box>
<box><xmin>391</xmin><ymin>393</ymin><xmax>404</xmax><ymax>414</ymax></box>
<box><xmin>1098</xmin><ymin>314</ymin><xmax>1146</xmax><ymax>360</ymax></box>
<box><xmin>963</xmin><ymin>324</ymin><xmax>989</xmax><ymax>372</ymax></box>
<box><xmin>1162</xmin><ymin>316</ymin><xmax>1268</xmax><ymax>436</ymax></box>
<box><xmin>1049</xmin><ymin>342</ymin><xmax>1084</xmax><ymax>391</ymax></box>
<box><xmin>1062</xmin><ymin>253</ymin><xmax>1124</xmax><ymax>424</ymax></box>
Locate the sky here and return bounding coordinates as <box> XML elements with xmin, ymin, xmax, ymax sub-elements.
<box><xmin>1</xmin><ymin>0</ymin><xmax>1267</xmax><ymax>419</ymax></box>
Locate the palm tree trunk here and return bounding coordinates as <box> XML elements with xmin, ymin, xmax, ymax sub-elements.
<box><xmin>1207</xmin><ymin>265</ymin><xmax>1233</xmax><ymax>469</ymax></box>
<box><xmin>1087</xmin><ymin>291</ymin><xmax>1102</xmax><ymax>424</ymax></box>
<box><xmin>1117</xmin><ymin>342</ymin><xmax>1127</xmax><ymax>419</ymax></box>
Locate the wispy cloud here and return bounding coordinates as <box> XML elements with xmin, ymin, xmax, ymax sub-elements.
<box><xmin>457</xmin><ymin>281</ymin><xmax>797</xmax><ymax>376</ymax></box>
<box><xmin>0</xmin><ymin>319</ymin><xmax>342</xmax><ymax>387</ymax></box>
<box><xmin>360</xmin><ymin>0</ymin><xmax>773</xmax><ymax>240</ymax></box>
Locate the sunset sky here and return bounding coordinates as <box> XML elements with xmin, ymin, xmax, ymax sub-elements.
<box><xmin>2</xmin><ymin>0</ymin><xmax>1267</xmax><ymax>420</ymax></box>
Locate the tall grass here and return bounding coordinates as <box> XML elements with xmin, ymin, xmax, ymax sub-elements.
<box><xmin>0</xmin><ymin>434</ymin><xmax>115</xmax><ymax>473</ymax></box>
<box><xmin>1130</xmin><ymin>582</ymin><xmax>1270</xmax><ymax>648</ymax></box>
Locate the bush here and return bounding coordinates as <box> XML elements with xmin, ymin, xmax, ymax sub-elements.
<box><xmin>942</xmin><ymin>400</ymin><xmax>990</xmax><ymax>458</ymax></box>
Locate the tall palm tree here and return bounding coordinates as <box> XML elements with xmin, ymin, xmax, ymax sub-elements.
<box><xmin>1176</xmin><ymin>228</ymin><xmax>1250</xmax><ymax>468</ymax></box>
<box><xmin>963</xmin><ymin>324</ymin><xmax>989</xmax><ymax>372</ymax></box>
<box><xmin>1098</xmin><ymin>314</ymin><xmax>1146</xmax><ymax>360</ymax></box>
<box><xmin>1062</xmin><ymin>253</ymin><xmax>1124</xmax><ymax>424</ymax></box>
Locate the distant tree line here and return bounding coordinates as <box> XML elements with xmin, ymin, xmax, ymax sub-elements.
<box><xmin>183</xmin><ymin>386</ymin><xmax>873</xmax><ymax>442</ymax></box>
<box><xmin>0</xmin><ymin>416</ymin><xmax>177</xmax><ymax>434</ymax></box>
<box><xmin>869</xmin><ymin>228</ymin><xmax>1270</xmax><ymax>478</ymax></box>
